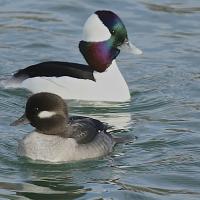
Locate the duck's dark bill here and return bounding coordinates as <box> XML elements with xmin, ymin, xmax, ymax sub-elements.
<box><xmin>10</xmin><ymin>114</ymin><xmax>30</xmax><ymax>126</ymax></box>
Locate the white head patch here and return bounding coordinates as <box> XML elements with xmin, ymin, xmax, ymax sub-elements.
<box><xmin>82</xmin><ymin>13</ymin><xmax>111</xmax><ymax>42</ymax></box>
<box><xmin>38</xmin><ymin>111</ymin><xmax>56</xmax><ymax>119</ymax></box>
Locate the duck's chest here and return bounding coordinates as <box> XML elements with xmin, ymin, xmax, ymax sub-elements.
<box><xmin>17</xmin><ymin>132</ymin><xmax>114</xmax><ymax>163</ymax></box>
<box><xmin>17</xmin><ymin>132</ymin><xmax>77</xmax><ymax>162</ymax></box>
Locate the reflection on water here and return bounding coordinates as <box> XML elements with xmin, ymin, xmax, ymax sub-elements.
<box><xmin>0</xmin><ymin>180</ymin><xmax>86</xmax><ymax>200</ymax></box>
<box><xmin>68</xmin><ymin>100</ymin><xmax>133</xmax><ymax>130</ymax></box>
<box><xmin>143</xmin><ymin>2</ymin><xmax>200</xmax><ymax>14</ymax></box>
<box><xmin>107</xmin><ymin>178</ymin><xmax>200</xmax><ymax>196</ymax></box>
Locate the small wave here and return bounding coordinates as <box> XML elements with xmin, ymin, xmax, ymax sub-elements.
<box><xmin>0</xmin><ymin>75</ymin><xmax>22</xmax><ymax>89</ymax></box>
<box><xmin>143</xmin><ymin>2</ymin><xmax>200</xmax><ymax>14</ymax></box>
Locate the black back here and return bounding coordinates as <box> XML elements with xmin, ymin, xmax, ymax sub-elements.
<box><xmin>13</xmin><ymin>61</ymin><xmax>95</xmax><ymax>81</ymax></box>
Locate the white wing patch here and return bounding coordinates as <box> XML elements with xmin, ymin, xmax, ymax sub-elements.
<box><xmin>38</xmin><ymin>111</ymin><xmax>56</xmax><ymax>118</ymax></box>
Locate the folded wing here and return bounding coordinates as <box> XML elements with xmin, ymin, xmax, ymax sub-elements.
<box><xmin>13</xmin><ymin>61</ymin><xmax>95</xmax><ymax>82</ymax></box>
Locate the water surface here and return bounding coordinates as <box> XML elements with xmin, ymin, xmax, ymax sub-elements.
<box><xmin>0</xmin><ymin>0</ymin><xmax>200</xmax><ymax>199</ymax></box>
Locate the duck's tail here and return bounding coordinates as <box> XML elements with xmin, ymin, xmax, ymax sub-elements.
<box><xmin>114</xmin><ymin>135</ymin><xmax>137</xmax><ymax>144</ymax></box>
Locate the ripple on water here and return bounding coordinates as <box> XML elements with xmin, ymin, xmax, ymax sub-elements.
<box><xmin>0</xmin><ymin>0</ymin><xmax>200</xmax><ymax>199</ymax></box>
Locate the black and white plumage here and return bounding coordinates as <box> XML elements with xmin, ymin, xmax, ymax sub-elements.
<box><xmin>11</xmin><ymin>92</ymin><xmax>116</xmax><ymax>162</ymax></box>
<box><xmin>1</xmin><ymin>10</ymin><xmax>142</xmax><ymax>102</ymax></box>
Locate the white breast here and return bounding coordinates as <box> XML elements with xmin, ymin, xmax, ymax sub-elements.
<box><xmin>6</xmin><ymin>60</ymin><xmax>130</xmax><ymax>102</ymax></box>
<box><xmin>17</xmin><ymin>131</ymin><xmax>115</xmax><ymax>163</ymax></box>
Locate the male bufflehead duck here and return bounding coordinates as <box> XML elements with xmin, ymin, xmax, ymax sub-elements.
<box><xmin>11</xmin><ymin>92</ymin><xmax>116</xmax><ymax>162</ymax></box>
<box><xmin>3</xmin><ymin>10</ymin><xmax>142</xmax><ymax>102</ymax></box>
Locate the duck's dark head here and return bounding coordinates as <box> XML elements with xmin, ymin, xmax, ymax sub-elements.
<box><xmin>79</xmin><ymin>10</ymin><xmax>142</xmax><ymax>72</ymax></box>
<box><xmin>11</xmin><ymin>92</ymin><xmax>68</xmax><ymax>136</ymax></box>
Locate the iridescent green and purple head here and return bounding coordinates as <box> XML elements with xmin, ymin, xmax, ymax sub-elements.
<box><xmin>79</xmin><ymin>10</ymin><xmax>142</xmax><ymax>72</ymax></box>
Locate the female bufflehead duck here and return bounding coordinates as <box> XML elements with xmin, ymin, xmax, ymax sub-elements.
<box><xmin>3</xmin><ymin>10</ymin><xmax>142</xmax><ymax>102</ymax></box>
<box><xmin>11</xmin><ymin>92</ymin><xmax>116</xmax><ymax>162</ymax></box>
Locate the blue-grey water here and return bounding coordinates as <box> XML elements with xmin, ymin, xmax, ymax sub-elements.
<box><xmin>0</xmin><ymin>0</ymin><xmax>200</xmax><ymax>199</ymax></box>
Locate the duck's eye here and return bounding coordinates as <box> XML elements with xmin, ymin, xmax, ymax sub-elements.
<box><xmin>34</xmin><ymin>107</ymin><xmax>39</xmax><ymax>112</ymax></box>
<box><xmin>111</xmin><ymin>30</ymin><xmax>115</xmax><ymax>34</ymax></box>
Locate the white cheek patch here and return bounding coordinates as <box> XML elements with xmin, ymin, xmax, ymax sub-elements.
<box><xmin>38</xmin><ymin>111</ymin><xmax>56</xmax><ymax>119</ymax></box>
<box><xmin>82</xmin><ymin>14</ymin><xmax>111</xmax><ymax>42</ymax></box>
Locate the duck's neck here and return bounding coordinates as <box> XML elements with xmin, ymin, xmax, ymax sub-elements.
<box><xmin>79</xmin><ymin>40</ymin><xmax>120</xmax><ymax>73</ymax></box>
<box><xmin>34</xmin><ymin>115</ymin><xmax>69</xmax><ymax>137</ymax></box>
<box><xmin>94</xmin><ymin>60</ymin><xmax>120</xmax><ymax>79</ymax></box>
